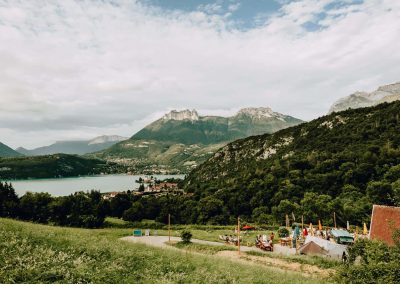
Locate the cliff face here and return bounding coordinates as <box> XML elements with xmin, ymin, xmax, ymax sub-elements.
<box><xmin>329</xmin><ymin>82</ymin><xmax>400</xmax><ymax>113</ymax></box>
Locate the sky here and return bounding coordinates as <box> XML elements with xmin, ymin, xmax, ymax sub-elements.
<box><xmin>1</xmin><ymin>0</ymin><xmax>400</xmax><ymax>149</ymax></box>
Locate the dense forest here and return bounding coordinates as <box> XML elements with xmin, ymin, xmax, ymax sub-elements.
<box><xmin>0</xmin><ymin>181</ymin><xmax>107</xmax><ymax>227</ymax></box>
<box><xmin>0</xmin><ymin>154</ymin><xmax>124</xmax><ymax>179</ymax></box>
<box><xmin>181</xmin><ymin>101</ymin><xmax>400</xmax><ymax>226</ymax></box>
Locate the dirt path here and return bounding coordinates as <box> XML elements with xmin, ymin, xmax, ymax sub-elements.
<box><xmin>217</xmin><ymin>251</ymin><xmax>334</xmax><ymax>278</ymax></box>
<box><xmin>121</xmin><ymin>236</ymin><xmax>261</xmax><ymax>252</ymax></box>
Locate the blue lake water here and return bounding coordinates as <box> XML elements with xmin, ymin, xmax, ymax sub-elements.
<box><xmin>9</xmin><ymin>174</ymin><xmax>184</xmax><ymax>197</ymax></box>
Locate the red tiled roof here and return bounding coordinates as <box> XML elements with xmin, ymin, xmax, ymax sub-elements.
<box><xmin>369</xmin><ymin>205</ymin><xmax>400</xmax><ymax>246</ymax></box>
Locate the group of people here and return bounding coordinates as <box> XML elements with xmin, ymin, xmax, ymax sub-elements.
<box><xmin>255</xmin><ymin>232</ymin><xmax>274</xmax><ymax>251</ymax></box>
<box><xmin>302</xmin><ymin>227</ymin><xmax>331</xmax><ymax>240</ymax></box>
<box><xmin>219</xmin><ymin>235</ymin><xmax>241</xmax><ymax>245</ymax></box>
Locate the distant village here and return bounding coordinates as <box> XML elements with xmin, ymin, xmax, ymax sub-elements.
<box><xmin>102</xmin><ymin>176</ymin><xmax>185</xmax><ymax>199</ymax></box>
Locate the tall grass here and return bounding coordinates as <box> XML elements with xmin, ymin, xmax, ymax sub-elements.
<box><xmin>0</xmin><ymin>218</ymin><xmax>327</xmax><ymax>283</ymax></box>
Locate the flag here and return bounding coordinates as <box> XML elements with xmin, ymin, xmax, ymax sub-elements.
<box><xmin>295</xmin><ymin>225</ymin><xmax>300</xmax><ymax>238</ymax></box>
<box><xmin>318</xmin><ymin>220</ymin><xmax>322</xmax><ymax>231</ymax></box>
<box><xmin>309</xmin><ymin>223</ymin><xmax>314</xmax><ymax>236</ymax></box>
<box><xmin>363</xmin><ymin>223</ymin><xmax>368</xmax><ymax>235</ymax></box>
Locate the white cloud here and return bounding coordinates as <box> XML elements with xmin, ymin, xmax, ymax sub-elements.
<box><xmin>0</xmin><ymin>0</ymin><xmax>400</xmax><ymax>148</ymax></box>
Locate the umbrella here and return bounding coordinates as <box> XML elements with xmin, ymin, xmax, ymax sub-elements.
<box><xmin>363</xmin><ymin>223</ymin><xmax>368</xmax><ymax>235</ymax></box>
<box><xmin>309</xmin><ymin>223</ymin><xmax>314</xmax><ymax>236</ymax></box>
<box><xmin>318</xmin><ymin>220</ymin><xmax>323</xmax><ymax>231</ymax></box>
<box><xmin>242</xmin><ymin>225</ymin><xmax>254</xmax><ymax>230</ymax></box>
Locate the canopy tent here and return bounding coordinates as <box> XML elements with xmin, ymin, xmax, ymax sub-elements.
<box><xmin>305</xmin><ymin>236</ymin><xmax>348</xmax><ymax>259</ymax></box>
<box><xmin>299</xmin><ymin>241</ymin><xmax>328</xmax><ymax>256</ymax></box>
<box><xmin>331</xmin><ymin>229</ymin><xmax>354</xmax><ymax>245</ymax></box>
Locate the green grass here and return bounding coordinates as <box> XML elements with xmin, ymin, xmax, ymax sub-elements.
<box><xmin>0</xmin><ymin>218</ymin><xmax>328</xmax><ymax>283</ymax></box>
<box><xmin>246</xmin><ymin>251</ymin><xmax>341</xmax><ymax>270</ymax></box>
<box><xmin>168</xmin><ymin>241</ymin><xmax>236</xmax><ymax>255</ymax></box>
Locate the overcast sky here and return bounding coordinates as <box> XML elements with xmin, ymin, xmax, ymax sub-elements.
<box><xmin>1</xmin><ymin>0</ymin><xmax>400</xmax><ymax>149</ymax></box>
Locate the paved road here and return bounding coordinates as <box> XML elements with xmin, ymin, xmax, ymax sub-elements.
<box><xmin>120</xmin><ymin>236</ymin><xmax>262</xmax><ymax>252</ymax></box>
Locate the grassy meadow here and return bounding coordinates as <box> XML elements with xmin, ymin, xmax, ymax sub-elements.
<box><xmin>0</xmin><ymin>218</ymin><xmax>331</xmax><ymax>283</ymax></box>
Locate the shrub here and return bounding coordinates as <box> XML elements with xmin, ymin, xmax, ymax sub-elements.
<box><xmin>338</xmin><ymin>238</ymin><xmax>400</xmax><ymax>283</ymax></box>
<box><xmin>180</xmin><ymin>230</ymin><xmax>192</xmax><ymax>243</ymax></box>
<box><xmin>278</xmin><ymin>227</ymin><xmax>289</xmax><ymax>237</ymax></box>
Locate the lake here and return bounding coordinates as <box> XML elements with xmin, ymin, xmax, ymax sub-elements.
<box><xmin>9</xmin><ymin>174</ymin><xmax>184</xmax><ymax>197</ymax></box>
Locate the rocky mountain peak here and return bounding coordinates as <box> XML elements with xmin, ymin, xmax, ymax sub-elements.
<box><xmin>236</xmin><ymin>107</ymin><xmax>287</xmax><ymax>121</ymax></box>
<box><xmin>163</xmin><ymin>109</ymin><xmax>199</xmax><ymax>121</ymax></box>
<box><xmin>329</xmin><ymin>81</ymin><xmax>400</xmax><ymax>113</ymax></box>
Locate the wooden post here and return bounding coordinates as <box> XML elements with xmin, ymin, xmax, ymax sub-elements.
<box><xmin>237</xmin><ymin>216</ymin><xmax>240</xmax><ymax>255</ymax></box>
<box><xmin>334</xmin><ymin>212</ymin><xmax>337</xmax><ymax>229</ymax></box>
<box><xmin>286</xmin><ymin>214</ymin><xmax>290</xmax><ymax>229</ymax></box>
<box><xmin>301</xmin><ymin>215</ymin><xmax>304</xmax><ymax>230</ymax></box>
<box><xmin>168</xmin><ymin>214</ymin><xmax>171</xmax><ymax>243</ymax></box>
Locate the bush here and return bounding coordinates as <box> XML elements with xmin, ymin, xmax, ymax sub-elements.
<box><xmin>180</xmin><ymin>230</ymin><xmax>192</xmax><ymax>243</ymax></box>
<box><xmin>278</xmin><ymin>227</ymin><xmax>289</xmax><ymax>237</ymax></box>
<box><xmin>338</xmin><ymin>238</ymin><xmax>400</xmax><ymax>283</ymax></box>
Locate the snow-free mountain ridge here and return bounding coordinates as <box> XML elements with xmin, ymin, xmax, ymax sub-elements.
<box><xmin>95</xmin><ymin>107</ymin><xmax>303</xmax><ymax>173</ymax></box>
<box><xmin>17</xmin><ymin>135</ymin><xmax>127</xmax><ymax>156</ymax></box>
<box><xmin>329</xmin><ymin>82</ymin><xmax>400</xmax><ymax>113</ymax></box>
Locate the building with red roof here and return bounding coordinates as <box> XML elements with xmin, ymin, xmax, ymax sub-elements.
<box><xmin>369</xmin><ymin>205</ymin><xmax>400</xmax><ymax>246</ymax></box>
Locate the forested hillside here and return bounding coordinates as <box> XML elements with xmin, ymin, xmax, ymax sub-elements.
<box><xmin>183</xmin><ymin>102</ymin><xmax>400</xmax><ymax>226</ymax></box>
<box><xmin>0</xmin><ymin>154</ymin><xmax>123</xmax><ymax>179</ymax></box>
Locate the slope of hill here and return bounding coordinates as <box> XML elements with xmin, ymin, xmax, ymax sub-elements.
<box><xmin>0</xmin><ymin>154</ymin><xmax>123</xmax><ymax>179</ymax></box>
<box><xmin>329</xmin><ymin>82</ymin><xmax>400</xmax><ymax>113</ymax></box>
<box><xmin>17</xmin><ymin>135</ymin><xmax>127</xmax><ymax>156</ymax></box>
<box><xmin>95</xmin><ymin>108</ymin><xmax>303</xmax><ymax>173</ymax></box>
<box><xmin>0</xmin><ymin>219</ymin><xmax>315</xmax><ymax>284</ymax></box>
<box><xmin>184</xmin><ymin>101</ymin><xmax>400</xmax><ymax>225</ymax></box>
<box><xmin>0</xmin><ymin>142</ymin><xmax>23</xmax><ymax>158</ymax></box>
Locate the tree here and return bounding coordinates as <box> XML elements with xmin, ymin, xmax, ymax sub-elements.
<box><xmin>300</xmin><ymin>192</ymin><xmax>333</xmax><ymax>225</ymax></box>
<box><xmin>197</xmin><ymin>197</ymin><xmax>224</xmax><ymax>224</ymax></box>
<box><xmin>0</xmin><ymin>182</ymin><xmax>19</xmax><ymax>217</ymax></box>
<box><xmin>19</xmin><ymin>192</ymin><xmax>53</xmax><ymax>223</ymax></box>
<box><xmin>110</xmin><ymin>193</ymin><xmax>132</xmax><ymax>217</ymax></box>
<box><xmin>271</xmin><ymin>199</ymin><xmax>300</xmax><ymax>225</ymax></box>
<box><xmin>138</xmin><ymin>183</ymin><xmax>145</xmax><ymax>192</ymax></box>
<box><xmin>123</xmin><ymin>202</ymin><xmax>144</xmax><ymax>222</ymax></box>
<box><xmin>366</xmin><ymin>181</ymin><xmax>393</xmax><ymax>205</ymax></box>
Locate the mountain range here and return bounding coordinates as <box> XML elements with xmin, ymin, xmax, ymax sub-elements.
<box><xmin>0</xmin><ymin>142</ymin><xmax>23</xmax><ymax>158</ymax></box>
<box><xmin>93</xmin><ymin>107</ymin><xmax>303</xmax><ymax>173</ymax></box>
<box><xmin>16</xmin><ymin>135</ymin><xmax>127</xmax><ymax>156</ymax></box>
<box><xmin>329</xmin><ymin>82</ymin><xmax>400</xmax><ymax>113</ymax></box>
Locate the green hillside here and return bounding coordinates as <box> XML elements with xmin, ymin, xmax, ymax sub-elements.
<box><xmin>183</xmin><ymin>101</ymin><xmax>400</xmax><ymax>226</ymax></box>
<box><xmin>96</xmin><ymin>108</ymin><xmax>303</xmax><ymax>173</ymax></box>
<box><xmin>0</xmin><ymin>154</ymin><xmax>122</xmax><ymax>179</ymax></box>
<box><xmin>0</xmin><ymin>142</ymin><xmax>22</xmax><ymax>158</ymax></box>
<box><xmin>0</xmin><ymin>218</ymin><xmax>319</xmax><ymax>283</ymax></box>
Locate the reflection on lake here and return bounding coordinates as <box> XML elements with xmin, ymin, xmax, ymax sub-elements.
<box><xmin>10</xmin><ymin>174</ymin><xmax>184</xmax><ymax>197</ymax></box>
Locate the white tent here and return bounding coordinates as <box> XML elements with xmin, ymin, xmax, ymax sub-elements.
<box><xmin>304</xmin><ymin>236</ymin><xmax>347</xmax><ymax>259</ymax></box>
